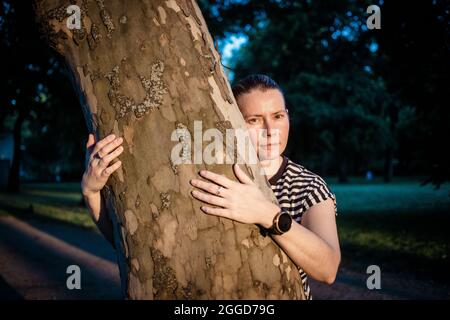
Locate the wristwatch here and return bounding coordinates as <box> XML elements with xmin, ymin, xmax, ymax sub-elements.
<box><xmin>268</xmin><ymin>209</ymin><xmax>292</xmax><ymax>235</ymax></box>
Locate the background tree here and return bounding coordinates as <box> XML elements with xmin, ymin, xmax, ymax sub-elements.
<box><xmin>377</xmin><ymin>0</ymin><xmax>450</xmax><ymax>188</ymax></box>
<box><xmin>1</xmin><ymin>1</ymin><xmax>85</xmax><ymax>190</ymax></box>
<box><xmin>199</xmin><ymin>0</ymin><xmax>448</xmax><ymax>185</ymax></box>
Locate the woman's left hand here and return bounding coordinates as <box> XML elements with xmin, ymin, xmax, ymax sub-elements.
<box><xmin>190</xmin><ymin>164</ymin><xmax>279</xmax><ymax>228</ymax></box>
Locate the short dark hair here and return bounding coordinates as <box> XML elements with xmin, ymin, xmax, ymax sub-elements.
<box><xmin>232</xmin><ymin>74</ymin><xmax>284</xmax><ymax>100</ymax></box>
<box><xmin>231</xmin><ymin>74</ymin><xmax>288</xmax><ymax>115</ymax></box>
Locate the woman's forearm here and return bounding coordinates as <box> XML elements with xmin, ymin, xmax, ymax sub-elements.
<box><xmin>260</xmin><ymin>205</ymin><xmax>340</xmax><ymax>284</ymax></box>
<box><xmin>272</xmin><ymin>221</ymin><xmax>340</xmax><ymax>284</ymax></box>
<box><xmin>83</xmin><ymin>191</ymin><xmax>115</xmax><ymax>248</ymax></box>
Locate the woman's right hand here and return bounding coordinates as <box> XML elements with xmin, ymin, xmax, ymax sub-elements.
<box><xmin>81</xmin><ymin>133</ymin><xmax>124</xmax><ymax>197</ymax></box>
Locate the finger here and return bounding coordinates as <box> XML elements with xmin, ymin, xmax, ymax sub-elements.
<box><xmin>191</xmin><ymin>190</ymin><xmax>227</xmax><ymax>207</ymax></box>
<box><xmin>101</xmin><ymin>160</ymin><xmax>122</xmax><ymax>177</ymax></box>
<box><xmin>200</xmin><ymin>206</ymin><xmax>230</xmax><ymax>218</ymax></box>
<box><xmin>91</xmin><ymin>134</ymin><xmax>116</xmax><ymax>157</ymax></box>
<box><xmin>233</xmin><ymin>164</ymin><xmax>254</xmax><ymax>185</ymax></box>
<box><xmin>97</xmin><ymin>145</ymin><xmax>124</xmax><ymax>169</ymax></box>
<box><xmin>198</xmin><ymin>170</ymin><xmax>234</xmax><ymax>189</ymax></box>
<box><xmin>97</xmin><ymin>136</ymin><xmax>123</xmax><ymax>159</ymax></box>
<box><xmin>190</xmin><ymin>179</ymin><xmax>229</xmax><ymax>198</ymax></box>
<box><xmin>86</xmin><ymin>133</ymin><xmax>96</xmax><ymax>149</ymax></box>
<box><xmin>85</xmin><ymin>134</ymin><xmax>96</xmax><ymax>167</ymax></box>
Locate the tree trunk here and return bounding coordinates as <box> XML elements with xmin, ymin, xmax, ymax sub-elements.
<box><xmin>383</xmin><ymin>146</ymin><xmax>394</xmax><ymax>183</ymax></box>
<box><xmin>7</xmin><ymin>111</ymin><xmax>25</xmax><ymax>193</ymax></box>
<box><xmin>335</xmin><ymin>145</ymin><xmax>348</xmax><ymax>183</ymax></box>
<box><xmin>34</xmin><ymin>0</ymin><xmax>306</xmax><ymax>300</ymax></box>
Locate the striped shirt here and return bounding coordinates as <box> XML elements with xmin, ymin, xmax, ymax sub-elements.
<box><xmin>268</xmin><ymin>155</ymin><xmax>338</xmax><ymax>300</ymax></box>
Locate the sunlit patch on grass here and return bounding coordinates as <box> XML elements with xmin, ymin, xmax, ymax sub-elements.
<box><xmin>0</xmin><ymin>184</ymin><xmax>96</xmax><ymax>230</ymax></box>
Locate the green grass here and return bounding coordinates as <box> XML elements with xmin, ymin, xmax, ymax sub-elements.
<box><xmin>337</xmin><ymin>211</ymin><xmax>449</xmax><ymax>257</ymax></box>
<box><xmin>328</xmin><ymin>179</ymin><xmax>450</xmax><ymax>283</ymax></box>
<box><xmin>329</xmin><ymin>179</ymin><xmax>450</xmax><ymax>214</ymax></box>
<box><xmin>0</xmin><ymin>182</ymin><xmax>96</xmax><ymax>230</ymax></box>
<box><xmin>0</xmin><ymin>179</ymin><xmax>449</xmax><ymax>284</ymax></box>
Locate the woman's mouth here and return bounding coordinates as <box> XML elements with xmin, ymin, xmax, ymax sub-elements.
<box><xmin>261</xmin><ymin>143</ymin><xmax>280</xmax><ymax>148</ymax></box>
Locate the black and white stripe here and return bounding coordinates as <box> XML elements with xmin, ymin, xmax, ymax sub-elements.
<box><xmin>269</xmin><ymin>156</ymin><xmax>337</xmax><ymax>300</ymax></box>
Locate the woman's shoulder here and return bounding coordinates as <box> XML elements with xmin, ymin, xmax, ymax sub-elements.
<box><xmin>283</xmin><ymin>157</ymin><xmax>338</xmax><ymax>215</ymax></box>
<box><xmin>284</xmin><ymin>158</ymin><xmax>328</xmax><ymax>185</ymax></box>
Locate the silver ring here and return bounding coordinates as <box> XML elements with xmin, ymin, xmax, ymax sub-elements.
<box><xmin>216</xmin><ymin>186</ymin><xmax>222</xmax><ymax>196</ymax></box>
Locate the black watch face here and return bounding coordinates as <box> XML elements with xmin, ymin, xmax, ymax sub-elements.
<box><xmin>278</xmin><ymin>213</ymin><xmax>292</xmax><ymax>232</ymax></box>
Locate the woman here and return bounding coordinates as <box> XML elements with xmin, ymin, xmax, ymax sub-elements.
<box><xmin>81</xmin><ymin>74</ymin><xmax>340</xmax><ymax>300</ymax></box>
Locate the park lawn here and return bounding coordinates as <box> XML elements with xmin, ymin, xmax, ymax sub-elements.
<box><xmin>337</xmin><ymin>211</ymin><xmax>449</xmax><ymax>282</ymax></box>
<box><xmin>330</xmin><ymin>180</ymin><xmax>450</xmax><ymax>284</ymax></box>
<box><xmin>0</xmin><ymin>182</ymin><xmax>96</xmax><ymax>230</ymax></box>
<box><xmin>0</xmin><ymin>179</ymin><xmax>448</xmax><ymax>283</ymax></box>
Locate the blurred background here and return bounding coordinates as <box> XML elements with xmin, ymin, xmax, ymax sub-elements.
<box><xmin>0</xmin><ymin>0</ymin><xmax>449</xmax><ymax>299</ymax></box>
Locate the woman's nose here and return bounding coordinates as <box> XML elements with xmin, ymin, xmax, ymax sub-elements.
<box><xmin>262</xmin><ymin>119</ymin><xmax>277</xmax><ymax>137</ymax></box>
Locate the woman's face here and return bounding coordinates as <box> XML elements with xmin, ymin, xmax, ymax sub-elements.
<box><xmin>236</xmin><ymin>88</ymin><xmax>290</xmax><ymax>161</ymax></box>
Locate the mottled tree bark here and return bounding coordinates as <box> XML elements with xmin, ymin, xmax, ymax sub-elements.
<box><xmin>34</xmin><ymin>0</ymin><xmax>306</xmax><ymax>300</ymax></box>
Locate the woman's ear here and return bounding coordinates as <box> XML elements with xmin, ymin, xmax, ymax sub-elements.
<box><xmin>285</xmin><ymin>107</ymin><xmax>290</xmax><ymax>120</ymax></box>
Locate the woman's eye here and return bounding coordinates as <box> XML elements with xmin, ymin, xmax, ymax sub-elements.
<box><xmin>247</xmin><ymin>118</ymin><xmax>259</xmax><ymax>124</ymax></box>
<box><xmin>275</xmin><ymin>114</ymin><xmax>284</xmax><ymax>119</ymax></box>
